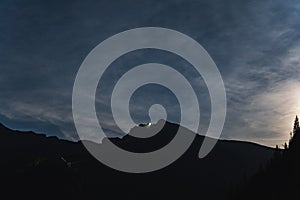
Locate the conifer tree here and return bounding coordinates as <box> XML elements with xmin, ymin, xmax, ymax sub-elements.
<box><xmin>289</xmin><ymin>116</ymin><xmax>300</xmax><ymax>151</ymax></box>
<box><xmin>293</xmin><ymin>115</ymin><xmax>299</xmax><ymax>134</ymax></box>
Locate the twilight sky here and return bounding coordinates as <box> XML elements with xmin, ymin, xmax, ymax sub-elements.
<box><xmin>0</xmin><ymin>0</ymin><xmax>300</xmax><ymax>147</ymax></box>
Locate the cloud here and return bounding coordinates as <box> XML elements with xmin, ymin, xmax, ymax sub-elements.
<box><xmin>223</xmin><ymin>44</ymin><xmax>300</xmax><ymax>146</ymax></box>
<box><xmin>244</xmin><ymin>80</ymin><xmax>300</xmax><ymax>143</ymax></box>
<box><xmin>0</xmin><ymin>0</ymin><xmax>300</xmax><ymax>147</ymax></box>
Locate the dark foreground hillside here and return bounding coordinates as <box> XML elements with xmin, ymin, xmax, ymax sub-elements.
<box><xmin>0</xmin><ymin>121</ymin><xmax>273</xmax><ymax>199</ymax></box>
<box><xmin>232</xmin><ymin>116</ymin><xmax>300</xmax><ymax>200</ymax></box>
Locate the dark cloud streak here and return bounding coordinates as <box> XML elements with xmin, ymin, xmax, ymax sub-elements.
<box><xmin>0</xmin><ymin>0</ymin><xmax>300</xmax><ymax>146</ymax></box>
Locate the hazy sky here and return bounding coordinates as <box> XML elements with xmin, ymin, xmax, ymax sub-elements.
<box><xmin>0</xmin><ymin>0</ymin><xmax>300</xmax><ymax>147</ymax></box>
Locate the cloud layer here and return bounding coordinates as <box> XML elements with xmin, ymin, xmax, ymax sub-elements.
<box><xmin>0</xmin><ymin>0</ymin><xmax>300</xmax><ymax>147</ymax></box>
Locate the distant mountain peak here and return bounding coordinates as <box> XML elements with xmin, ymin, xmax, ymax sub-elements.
<box><xmin>128</xmin><ymin>119</ymin><xmax>176</xmax><ymax>139</ymax></box>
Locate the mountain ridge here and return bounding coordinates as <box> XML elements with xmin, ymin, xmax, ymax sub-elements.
<box><xmin>0</xmin><ymin>120</ymin><xmax>274</xmax><ymax>199</ymax></box>
<box><xmin>0</xmin><ymin>120</ymin><xmax>275</xmax><ymax>150</ymax></box>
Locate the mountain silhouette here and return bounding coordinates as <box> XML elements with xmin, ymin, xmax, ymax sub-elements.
<box><xmin>0</xmin><ymin>121</ymin><xmax>274</xmax><ymax>199</ymax></box>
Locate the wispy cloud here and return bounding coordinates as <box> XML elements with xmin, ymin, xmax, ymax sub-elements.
<box><xmin>0</xmin><ymin>0</ymin><xmax>300</xmax><ymax>147</ymax></box>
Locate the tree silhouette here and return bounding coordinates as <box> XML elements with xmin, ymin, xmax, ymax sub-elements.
<box><xmin>294</xmin><ymin>115</ymin><xmax>299</xmax><ymax>133</ymax></box>
<box><xmin>272</xmin><ymin>144</ymin><xmax>282</xmax><ymax>163</ymax></box>
<box><xmin>289</xmin><ymin>116</ymin><xmax>300</xmax><ymax>151</ymax></box>
<box><xmin>284</xmin><ymin>142</ymin><xmax>288</xmax><ymax>150</ymax></box>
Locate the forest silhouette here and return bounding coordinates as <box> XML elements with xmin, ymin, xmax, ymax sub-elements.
<box><xmin>231</xmin><ymin>116</ymin><xmax>300</xmax><ymax>199</ymax></box>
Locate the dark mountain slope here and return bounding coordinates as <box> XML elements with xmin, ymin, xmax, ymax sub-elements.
<box><xmin>232</xmin><ymin>118</ymin><xmax>300</xmax><ymax>200</ymax></box>
<box><xmin>0</xmin><ymin>121</ymin><xmax>273</xmax><ymax>199</ymax></box>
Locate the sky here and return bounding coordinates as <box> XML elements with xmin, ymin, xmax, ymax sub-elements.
<box><xmin>0</xmin><ymin>0</ymin><xmax>300</xmax><ymax>147</ymax></box>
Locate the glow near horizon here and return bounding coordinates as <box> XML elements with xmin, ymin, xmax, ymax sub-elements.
<box><xmin>239</xmin><ymin>80</ymin><xmax>300</xmax><ymax>147</ymax></box>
